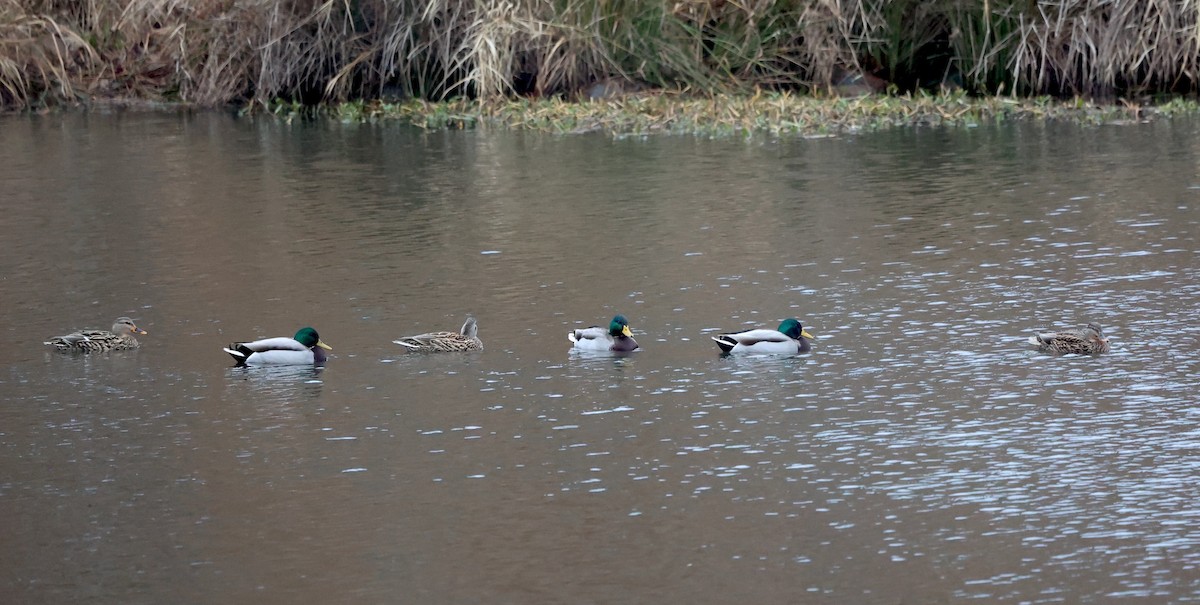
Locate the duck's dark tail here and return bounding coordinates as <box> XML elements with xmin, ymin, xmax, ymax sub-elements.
<box><xmin>711</xmin><ymin>335</ymin><xmax>736</xmax><ymax>353</ymax></box>
<box><xmin>223</xmin><ymin>343</ymin><xmax>253</xmax><ymax>366</ymax></box>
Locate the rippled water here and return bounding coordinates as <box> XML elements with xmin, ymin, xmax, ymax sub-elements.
<box><xmin>2</xmin><ymin>113</ymin><xmax>1199</xmax><ymax>603</ymax></box>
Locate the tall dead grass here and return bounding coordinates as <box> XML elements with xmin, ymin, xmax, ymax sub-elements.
<box><xmin>0</xmin><ymin>0</ymin><xmax>97</xmax><ymax>105</ymax></box>
<box><xmin>1007</xmin><ymin>0</ymin><xmax>1200</xmax><ymax>96</ymax></box>
<box><xmin>1</xmin><ymin>0</ymin><xmax>1198</xmax><ymax>108</ymax></box>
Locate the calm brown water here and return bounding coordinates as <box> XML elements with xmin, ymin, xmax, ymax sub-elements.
<box><xmin>2</xmin><ymin>112</ymin><xmax>1199</xmax><ymax>603</ymax></box>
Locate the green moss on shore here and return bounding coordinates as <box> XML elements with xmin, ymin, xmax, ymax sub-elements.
<box><xmin>273</xmin><ymin>92</ymin><xmax>1200</xmax><ymax>138</ymax></box>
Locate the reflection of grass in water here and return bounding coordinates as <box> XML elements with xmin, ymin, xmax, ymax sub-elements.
<box><xmin>5</xmin><ymin>0</ymin><xmax>1200</xmax><ymax>108</ymax></box>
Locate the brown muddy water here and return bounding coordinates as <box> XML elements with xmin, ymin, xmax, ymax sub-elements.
<box><xmin>1</xmin><ymin>112</ymin><xmax>1199</xmax><ymax>604</ymax></box>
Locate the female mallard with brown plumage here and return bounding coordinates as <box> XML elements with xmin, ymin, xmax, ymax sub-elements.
<box><xmin>45</xmin><ymin>317</ymin><xmax>147</xmax><ymax>352</ymax></box>
<box><xmin>1028</xmin><ymin>323</ymin><xmax>1110</xmax><ymax>355</ymax></box>
<box><xmin>393</xmin><ymin>317</ymin><xmax>482</xmax><ymax>353</ymax></box>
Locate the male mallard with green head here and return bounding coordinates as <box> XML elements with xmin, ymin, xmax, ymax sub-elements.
<box><xmin>568</xmin><ymin>314</ymin><xmax>640</xmax><ymax>352</ymax></box>
<box><xmin>1028</xmin><ymin>323</ymin><xmax>1110</xmax><ymax>355</ymax></box>
<box><xmin>45</xmin><ymin>317</ymin><xmax>147</xmax><ymax>352</ymax></box>
<box><xmin>224</xmin><ymin>327</ymin><xmax>332</xmax><ymax>366</ymax></box>
<box><xmin>712</xmin><ymin>318</ymin><xmax>813</xmax><ymax>355</ymax></box>
<box><xmin>394</xmin><ymin>317</ymin><xmax>483</xmax><ymax>353</ymax></box>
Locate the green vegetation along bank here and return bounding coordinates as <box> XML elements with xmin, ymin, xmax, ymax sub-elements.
<box><xmin>286</xmin><ymin>92</ymin><xmax>1193</xmax><ymax>138</ymax></box>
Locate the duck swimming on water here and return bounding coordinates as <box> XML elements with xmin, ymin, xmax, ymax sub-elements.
<box><xmin>1028</xmin><ymin>323</ymin><xmax>1110</xmax><ymax>355</ymax></box>
<box><xmin>711</xmin><ymin>318</ymin><xmax>813</xmax><ymax>355</ymax></box>
<box><xmin>224</xmin><ymin>327</ymin><xmax>332</xmax><ymax>365</ymax></box>
<box><xmin>394</xmin><ymin>317</ymin><xmax>483</xmax><ymax>352</ymax></box>
<box><xmin>45</xmin><ymin>317</ymin><xmax>147</xmax><ymax>352</ymax></box>
<box><xmin>569</xmin><ymin>314</ymin><xmax>639</xmax><ymax>352</ymax></box>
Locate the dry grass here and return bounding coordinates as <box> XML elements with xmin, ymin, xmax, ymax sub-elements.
<box><xmin>1006</xmin><ymin>0</ymin><xmax>1200</xmax><ymax>96</ymax></box>
<box><xmin>2</xmin><ymin>0</ymin><xmax>1199</xmax><ymax>109</ymax></box>
<box><xmin>0</xmin><ymin>0</ymin><xmax>98</xmax><ymax>105</ymax></box>
<box><xmin>324</xmin><ymin>89</ymin><xmax>1188</xmax><ymax>138</ymax></box>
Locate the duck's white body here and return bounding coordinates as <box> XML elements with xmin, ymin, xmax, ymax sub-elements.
<box><xmin>224</xmin><ymin>328</ymin><xmax>332</xmax><ymax>366</ymax></box>
<box><xmin>568</xmin><ymin>315</ymin><xmax>639</xmax><ymax>352</ymax></box>
<box><xmin>224</xmin><ymin>337</ymin><xmax>324</xmax><ymax>365</ymax></box>
<box><xmin>568</xmin><ymin>327</ymin><xmax>639</xmax><ymax>352</ymax></box>
<box><xmin>712</xmin><ymin>319</ymin><xmax>813</xmax><ymax>355</ymax></box>
<box><xmin>712</xmin><ymin>329</ymin><xmax>807</xmax><ymax>355</ymax></box>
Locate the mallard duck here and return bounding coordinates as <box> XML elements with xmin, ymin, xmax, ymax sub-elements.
<box><xmin>45</xmin><ymin>317</ymin><xmax>147</xmax><ymax>352</ymax></box>
<box><xmin>568</xmin><ymin>314</ymin><xmax>640</xmax><ymax>352</ymax></box>
<box><xmin>223</xmin><ymin>327</ymin><xmax>332</xmax><ymax>366</ymax></box>
<box><xmin>712</xmin><ymin>318</ymin><xmax>814</xmax><ymax>355</ymax></box>
<box><xmin>1028</xmin><ymin>323</ymin><xmax>1110</xmax><ymax>355</ymax></box>
<box><xmin>393</xmin><ymin>316</ymin><xmax>483</xmax><ymax>352</ymax></box>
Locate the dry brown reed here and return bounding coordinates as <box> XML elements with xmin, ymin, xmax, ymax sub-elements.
<box><xmin>2</xmin><ymin>0</ymin><xmax>1199</xmax><ymax>109</ymax></box>
<box><xmin>1006</xmin><ymin>0</ymin><xmax>1200</xmax><ymax>96</ymax></box>
<box><xmin>0</xmin><ymin>0</ymin><xmax>98</xmax><ymax>105</ymax></box>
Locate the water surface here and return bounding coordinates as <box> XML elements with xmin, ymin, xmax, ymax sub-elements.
<box><xmin>2</xmin><ymin>113</ymin><xmax>1199</xmax><ymax>603</ymax></box>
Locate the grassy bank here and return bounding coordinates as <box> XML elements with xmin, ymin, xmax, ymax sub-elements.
<box><xmin>286</xmin><ymin>92</ymin><xmax>1197</xmax><ymax>138</ymax></box>
<box><xmin>4</xmin><ymin>0</ymin><xmax>1200</xmax><ymax>110</ymax></box>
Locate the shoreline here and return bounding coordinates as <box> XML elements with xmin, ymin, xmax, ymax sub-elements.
<box><xmin>286</xmin><ymin>92</ymin><xmax>1198</xmax><ymax>137</ymax></box>
<box><xmin>16</xmin><ymin>91</ymin><xmax>1199</xmax><ymax>138</ymax></box>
